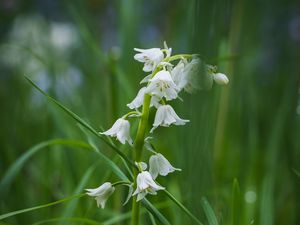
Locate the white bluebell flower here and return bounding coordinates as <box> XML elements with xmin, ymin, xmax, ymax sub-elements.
<box><xmin>86</xmin><ymin>182</ymin><xmax>115</xmax><ymax>208</ymax></box>
<box><xmin>101</xmin><ymin>118</ymin><xmax>133</xmax><ymax>145</ymax></box>
<box><xmin>132</xmin><ymin>171</ymin><xmax>165</xmax><ymax>201</ymax></box>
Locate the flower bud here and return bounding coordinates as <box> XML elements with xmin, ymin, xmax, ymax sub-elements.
<box><xmin>213</xmin><ymin>73</ymin><xmax>229</xmax><ymax>85</ymax></box>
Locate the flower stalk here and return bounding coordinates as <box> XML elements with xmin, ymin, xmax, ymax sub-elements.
<box><xmin>131</xmin><ymin>93</ymin><xmax>151</xmax><ymax>225</ymax></box>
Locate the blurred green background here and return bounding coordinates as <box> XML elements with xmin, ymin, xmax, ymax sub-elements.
<box><xmin>0</xmin><ymin>0</ymin><xmax>300</xmax><ymax>224</ymax></box>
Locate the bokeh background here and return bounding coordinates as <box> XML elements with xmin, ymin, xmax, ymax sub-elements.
<box><xmin>1</xmin><ymin>0</ymin><xmax>300</xmax><ymax>224</ymax></box>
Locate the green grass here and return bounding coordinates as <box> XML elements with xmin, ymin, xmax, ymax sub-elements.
<box><xmin>0</xmin><ymin>0</ymin><xmax>299</xmax><ymax>225</ymax></box>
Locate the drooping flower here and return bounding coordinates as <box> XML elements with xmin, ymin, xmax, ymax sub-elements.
<box><xmin>151</xmin><ymin>104</ymin><xmax>189</xmax><ymax>132</ymax></box>
<box><xmin>145</xmin><ymin>70</ymin><xmax>179</xmax><ymax>101</ymax></box>
<box><xmin>149</xmin><ymin>153</ymin><xmax>181</xmax><ymax>179</ymax></box>
<box><xmin>127</xmin><ymin>87</ymin><xmax>161</xmax><ymax>109</ymax></box>
<box><xmin>134</xmin><ymin>48</ymin><xmax>164</xmax><ymax>72</ymax></box>
<box><xmin>213</xmin><ymin>73</ymin><xmax>229</xmax><ymax>85</ymax></box>
<box><xmin>127</xmin><ymin>87</ymin><xmax>147</xmax><ymax>109</ymax></box>
<box><xmin>101</xmin><ymin>118</ymin><xmax>133</xmax><ymax>145</ymax></box>
<box><xmin>86</xmin><ymin>182</ymin><xmax>115</xmax><ymax>208</ymax></box>
<box><xmin>132</xmin><ymin>171</ymin><xmax>165</xmax><ymax>201</ymax></box>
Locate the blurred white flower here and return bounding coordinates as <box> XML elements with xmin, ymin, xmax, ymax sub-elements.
<box><xmin>151</xmin><ymin>105</ymin><xmax>189</xmax><ymax>132</ymax></box>
<box><xmin>213</xmin><ymin>73</ymin><xmax>229</xmax><ymax>85</ymax></box>
<box><xmin>170</xmin><ymin>60</ymin><xmax>186</xmax><ymax>91</ymax></box>
<box><xmin>132</xmin><ymin>171</ymin><xmax>165</xmax><ymax>201</ymax></box>
<box><xmin>182</xmin><ymin>58</ymin><xmax>202</xmax><ymax>93</ymax></box>
<box><xmin>145</xmin><ymin>70</ymin><xmax>179</xmax><ymax>101</ymax></box>
<box><xmin>134</xmin><ymin>48</ymin><xmax>164</xmax><ymax>72</ymax></box>
<box><xmin>50</xmin><ymin>22</ymin><xmax>78</xmax><ymax>49</ymax></box>
<box><xmin>149</xmin><ymin>153</ymin><xmax>181</xmax><ymax>179</ymax></box>
<box><xmin>101</xmin><ymin>118</ymin><xmax>133</xmax><ymax>145</ymax></box>
<box><xmin>86</xmin><ymin>182</ymin><xmax>115</xmax><ymax>208</ymax></box>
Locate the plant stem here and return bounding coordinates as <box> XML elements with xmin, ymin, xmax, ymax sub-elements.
<box><xmin>131</xmin><ymin>93</ymin><xmax>151</xmax><ymax>225</ymax></box>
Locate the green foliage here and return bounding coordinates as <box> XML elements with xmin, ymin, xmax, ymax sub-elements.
<box><xmin>1</xmin><ymin>0</ymin><xmax>299</xmax><ymax>224</ymax></box>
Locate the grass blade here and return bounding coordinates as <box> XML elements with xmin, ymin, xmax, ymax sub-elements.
<box><xmin>141</xmin><ymin>198</ymin><xmax>171</xmax><ymax>225</ymax></box>
<box><xmin>163</xmin><ymin>189</ymin><xmax>203</xmax><ymax>225</ymax></box>
<box><xmin>25</xmin><ymin>76</ymin><xmax>135</xmax><ymax>168</ymax></box>
<box><xmin>60</xmin><ymin>163</ymin><xmax>99</xmax><ymax>224</ymax></box>
<box><xmin>201</xmin><ymin>197</ymin><xmax>219</xmax><ymax>225</ymax></box>
<box><xmin>0</xmin><ymin>139</ymin><xmax>92</xmax><ymax>197</ymax></box>
<box><xmin>231</xmin><ymin>178</ymin><xmax>240</xmax><ymax>225</ymax></box>
<box><xmin>0</xmin><ymin>194</ymin><xmax>85</xmax><ymax>220</ymax></box>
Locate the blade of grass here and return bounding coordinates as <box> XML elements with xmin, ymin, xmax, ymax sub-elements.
<box><xmin>0</xmin><ymin>193</ymin><xmax>86</xmax><ymax>220</ymax></box>
<box><xmin>231</xmin><ymin>178</ymin><xmax>240</xmax><ymax>225</ymax></box>
<box><xmin>201</xmin><ymin>197</ymin><xmax>219</xmax><ymax>225</ymax></box>
<box><xmin>141</xmin><ymin>198</ymin><xmax>171</xmax><ymax>225</ymax></box>
<box><xmin>60</xmin><ymin>162</ymin><xmax>99</xmax><ymax>225</ymax></box>
<box><xmin>162</xmin><ymin>189</ymin><xmax>203</xmax><ymax>225</ymax></box>
<box><xmin>79</xmin><ymin>124</ymin><xmax>129</xmax><ymax>181</ymax></box>
<box><xmin>25</xmin><ymin>76</ymin><xmax>135</xmax><ymax>168</ymax></box>
<box><xmin>0</xmin><ymin>139</ymin><xmax>92</xmax><ymax>197</ymax></box>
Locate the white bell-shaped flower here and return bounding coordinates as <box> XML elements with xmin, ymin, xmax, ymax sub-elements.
<box><xmin>127</xmin><ymin>87</ymin><xmax>147</xmax><ymax>109</ymax></box>
<box><xmin>101</xmin><ymin>118</ymin><xmax>133</xmax><ymax>145</ymax></box>
<box><xmin>134</xmin><ymin>48</ymin><xmax>164</xmax><ymax>72</ymax></box>
<box><xmin>86</xmin><ymin>182</ymin><xmax>115</xmax><ymax>208</ymax></box>
<box><xmin>151</xmin><ymin>104</ymin><xmax>189</xmax><ymax>132</ymax></box>
<box><xmin>132</xmin><ymin>171</ymin><xmax>165</xmax><ymax>201</ymax></box>
<box><xmin>145</xmin><ymin>70</ymin><xmax>179</xmax><ymax>101</ymax></box>
<box><xmin>149</xmin><ymin>153</ymin><xmax>181</xmax><ymax>179</ymax></box>
<box><xmin>213</xmin><ymin>73</ymin><xmax>229</xmax><ymax>85</ymax></box>
<box><xmin>127</xmin><ymin>87</ymin><xmax>161</xmax><ymax>109</ymax></box>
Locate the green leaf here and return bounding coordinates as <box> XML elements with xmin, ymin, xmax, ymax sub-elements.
<box><xmin>87</xmin><ymin>139</ymin><xmax>128</xmax><ymax>180</ymax></box>
<box><xmin>231</xmin><ymin>178</ymin><xmax>240</xmax><ymax>225</ymax></box>
<box><xmin>201</xmin><ymin>197</ymin><xmax>219</xmax><ymax>225</ymax></box>
<box><xmin>0</xmin><ymin>139</ymin><xmax>92</xmax><ymax>197</ymax></box>
<box><xmin>25</xmin><ymin>76</ymin><xmax>135</xmax><ymax>168</ymax></box>
<box><xmin>163</xmin><ymin>189</ymin><xmax>203</xmax><ymax>225</ymax></box>
<box><xmin>0</xmin><ymin>194</ymin><xmax>85</xmax><ymax>220</ymax></box>
<box><xmin>60</xmin><ymin>163</ymin><xmax>99</xmax><ymax>224</ymax></box>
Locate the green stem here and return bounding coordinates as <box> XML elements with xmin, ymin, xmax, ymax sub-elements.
<box><xmin>164</xmin><ymin>54</ymin><xmax>198</xmax><ymax>62</ymax></box>
<box><xmin>131</xmin><ymin>93</ymin><xmax>151</xmax><ymax>225</ymax></box>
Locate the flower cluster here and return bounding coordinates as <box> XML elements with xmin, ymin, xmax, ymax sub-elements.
<box><xmin>86</xmin><ymin>42</ymin><xmax>228</xmax><ymax>208</ymax></box>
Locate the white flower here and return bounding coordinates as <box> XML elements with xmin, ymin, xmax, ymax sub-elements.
<box><xmin>101</xmin><ymin>118</ymin><xmax>133</xmax><ymax>145</ymax></box>
<box><xmin>170</xmin><ymin>60</ymin><xmax>186</xmax><ymax>91</ymax></box>
<box><xmin>149</xmin><ymin>153</ymin><xmax>181</xmax><ymax>179</ymax></box>
<box><xmin>127</xmin><ymin>87</ymin><xmax>147</xmax><ymax>109</ymax></box>
<box><xmin>145</xmin><ymin>70</ymin><xmax>179</xmax><ymax>101</ymax></box>
<box><xmin>86</xmin><ymin>182</ymin><xmax>115</xmax><ymax>208</ymax></box>
<box><xmin>127</xmin><ymin>87</ymin><xmax>161</xmax><ymax>109</ymax></box>
<box><xmin>132</xmin><ymin>171</ymin><xmax>165</xmax><ymax>201</ymax></box>
<box><xmin>170</xmin><ymin>58</ymin><xmax>204</xmax><ymax>93</ymax></box>
<box><xmin>151</xmin><ymin>104</ymin><xmax>189</xmax><ymax>132</ymax></box>
<box><xmin>182</xmin><ymin>58</ymin><xmax>201</xmax><ymax>93</ymax></box>
<box><xmin>213</xmin><ymin>73</ymin><xmax>229</xmax><ymax>85</ymax></box>
<box><xmin>134</xmin><ymin>48</ymin><xmax>164</xmax><ymax>72</ymax></box>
